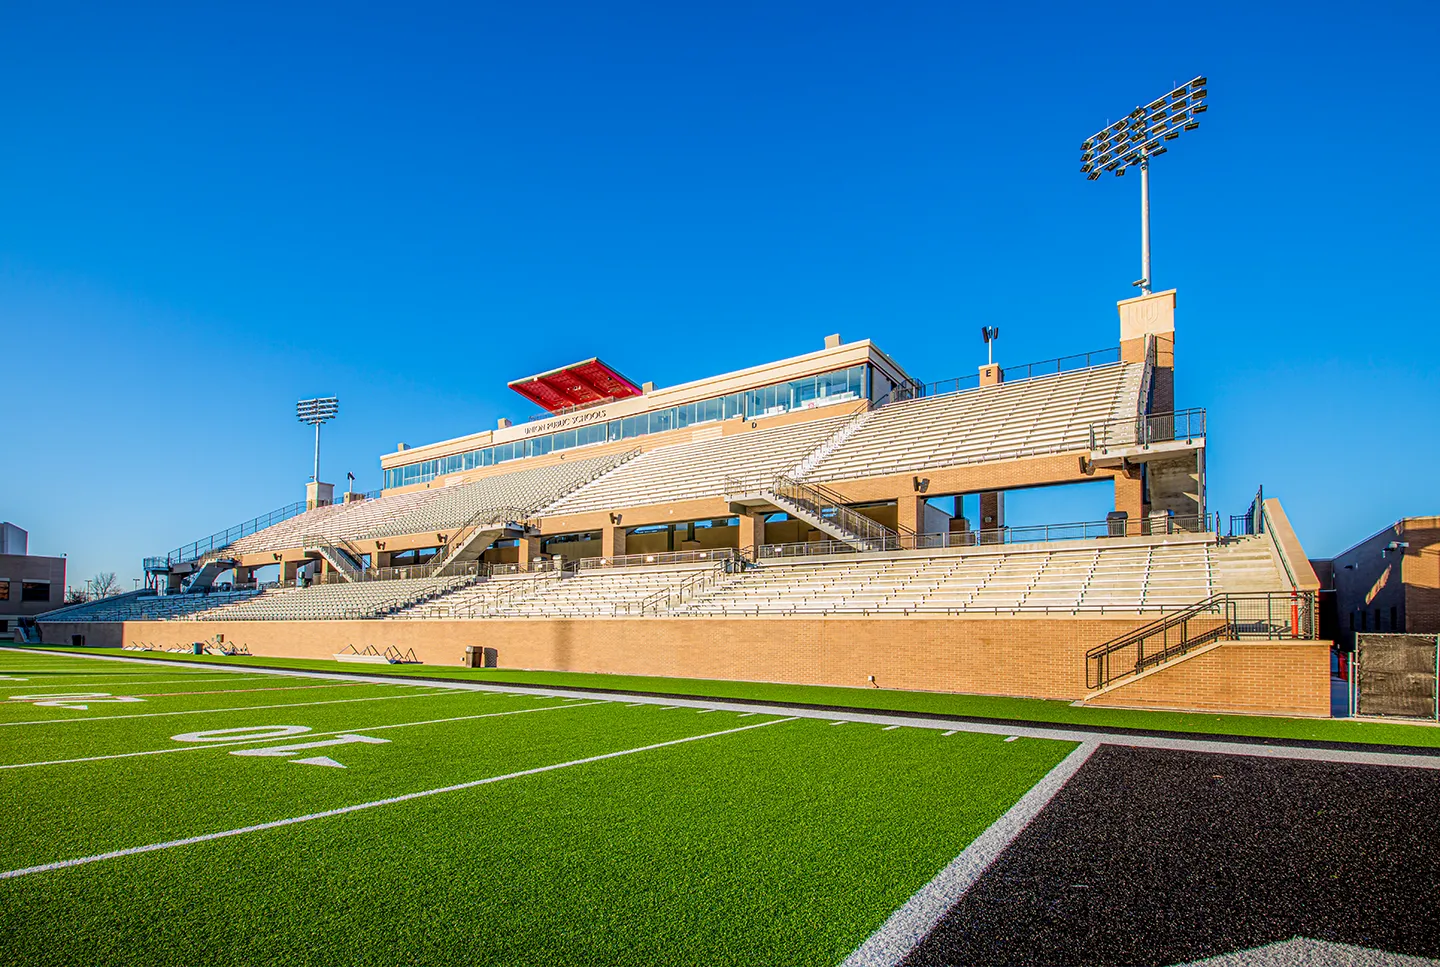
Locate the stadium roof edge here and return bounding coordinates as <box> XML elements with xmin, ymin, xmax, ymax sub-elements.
<box><xmin>380</xmin><ymin>338</ymin><xmax>913</xmax><ymax>469</ymax></box>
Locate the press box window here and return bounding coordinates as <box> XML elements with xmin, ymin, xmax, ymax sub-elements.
<box><xmin>21</xmin><ymin>582</ymin><xmax>50</xmax><ymax>603</ymax></box>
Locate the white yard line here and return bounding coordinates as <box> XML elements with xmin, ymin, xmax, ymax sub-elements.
<box><xmin>839</xmin><ymin>742</ymin><xmax>1100</xmax><ymax>967</ymax></box>
<box><xmin>0</xmin><ymin>716</ymin><xmax>798</xmax><ymax>881</ymax></box>
<box><xmin>0</xmin><ymin>701</ymin><xmax>610</xmax><ymax>770</ymax></box>
<box><xmin>0</xmin><ymin>677</ymin><xmax>274</xmax><ymax>691</ymax></box>
<box><xmin>122</xmin><ymin>682</ymin><xmax>366</xmax><ymax>698</ymax></box>
<box><xmin>0</xmin><ymin>690</ymin><xmax>459</xmax><ymax>728</ymax></box>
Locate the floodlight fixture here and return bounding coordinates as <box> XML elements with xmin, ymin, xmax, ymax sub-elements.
<box><xmin>296</xmin><ymin>396</ymin><xmax>339</xmax><ymax>483</ymax></box>
<box><xmin>1078</xmin><ymin>74</ymin><xmax>1208</xmax><ymax>294</ymax></box>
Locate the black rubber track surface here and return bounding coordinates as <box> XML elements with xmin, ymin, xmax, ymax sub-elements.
<box><xmin>902</xmin><ymin>745</ymin><xmax>1440</xmax><ymax>966</ymax></box>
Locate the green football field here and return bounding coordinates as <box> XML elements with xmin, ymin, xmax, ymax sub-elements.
<box><xmin>0</xmin><ymin>649</ymin><xmax>1073</xmax><ymax>966</ymax></box>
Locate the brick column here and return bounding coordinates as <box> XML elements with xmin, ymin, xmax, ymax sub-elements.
<box><xmin>979</xmin><ymin>492</ymin><xmax>1005</xmax><ymax>543</ymax></box>
<box><xmin>978</xmin><ymin>364</ymin><xmax>1003</xmax><ymax>387</ymax></box>
<box><xmin>739</xmin><ymin>512</ymin><xmax>766</xmax><ymax>559</ymax></box>
<box><xmin>602</xmin><ymin>525</ymin><xmax>628</xmax><ymax>560</ymax></box>
<box><xmin>1113</xmin><ymin>470</ymin><xmax>1146</xmax><ymax>527</ymax></box>
<box><xmin>897</xmin><ymin>494</ymin><xmax>925</xmax><ymax>538</ymax></box>
<box><xmin>517</xmin><ymin>535</ymin><xmax>541</xmax><ymax>571</ymax></box>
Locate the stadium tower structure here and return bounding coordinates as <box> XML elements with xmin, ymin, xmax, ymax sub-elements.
<box><xmin>46</xmin><ymin>291</ymin><xmax>1328</xmax><ymax>717</ymax></box>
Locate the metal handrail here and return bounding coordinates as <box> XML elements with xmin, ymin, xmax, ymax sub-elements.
<box><xmin>426</xmin><ymin>505</ymin><xmax>528</xmax><ymax>576</ymax></box>
<box><xmin>149</xmin><ymin>500</ymin><xmax>311</xmax><ymax>568</ymax></box>
<box><xmin>896</xmin><ymin>348</ymin><xmax>1121</xmax><ymax>402</ymax></box>
<box><xmin>1085</xmin><ymin>590</ymin><xmax>1317</xmax><ymax>690</ymax></box>
<box><xmin>753</xmin><ymin>513</ymin><xmax>1211</xmax><ymax>560</ymax></box>
<box><xmin>577</xmin><ymin>548</ymin><xmax>737</xmax><ymax>569</ymax></box>
<box><xmin>768</xmin><ymin>473</ymin><xmax>898</xmax><ymax>548</ymax></box>
<box><xmin>1088</xmin><ymin>408</ymin><xmax>1207</xmax><ymax>453</ymax></box>
<box><xmin>620</xmin><ymin>562</ymin><xmax>733</xmax><ymax>616</ymax></box>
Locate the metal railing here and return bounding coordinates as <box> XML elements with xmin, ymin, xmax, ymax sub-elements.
<box><xmin>148</xmin><ymin>500</ymin><xmax>310</xmax><ymax>569</ymax></box>
<box><xmin>1086</xmin><ymin>591</ymin><xmax>1317</xmax><ymax>690</ymax></box>
<box><xmin>616</xmin><ymin>562</ymin><xmax>734</xmax><ymax>616</ymax></box>
<box><xmin>575</xmin><ymin>548</ymin><xmax>738</xmax><ymax>570</ymax></box>
<box><xmin>426</xmin><ymin>505</ymin><xmax>528</xmax><ymax>575</ymax></box>
<box><xmin>310</xmin><ymin>560</ymin><xmax>487</xmax><ymax>587</ymax></box>
<box><xmin>896</xmin><ymin>348</ymin><xmax>1122</xmax><ymax>402</ymax></box>
<box><xmin>769</xmin><ymin>474</ymin><xmax>900</xmax><ymax>547</ymax></box>
<box><xmin>749</xmin><ymin>513</ymin><xmax>1211</xmax><ymax>560</ymax></box>
<box><xmin>1088</xmin><ymin>408</ymin><xmax>1206</xmax><ymax>453</ymax></box>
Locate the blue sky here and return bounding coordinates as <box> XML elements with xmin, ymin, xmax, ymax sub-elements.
<box><xmin>2</xmin><ymin>1</ymin><xmax>1436</xmax><ymax>589</ymax></box>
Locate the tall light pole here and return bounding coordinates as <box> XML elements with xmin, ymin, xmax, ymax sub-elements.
<box><xmin>1081</xmin><ymin>76</ymin><xmax>1207</xmax><ymax>295</ymax></box>
<box><xmin>296</xmin><ymin>397</ymin><xmax>339</xmax><ymax>482</ymax></box>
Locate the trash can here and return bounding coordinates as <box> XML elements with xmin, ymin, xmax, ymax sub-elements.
<box><xmin>192</xmin><ymin>642</ymin><xmax>204</xmax><ymax>655</ymax></box>
<box><xmin>1106</xmin><ymin>511</ymin><xmax>1129</xmax><ymax>538</ymax></box>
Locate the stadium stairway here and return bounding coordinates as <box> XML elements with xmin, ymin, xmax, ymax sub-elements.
<box><xmin>302</xmin><ymin>536</ymin><xmax>366</xmax><ymax>582</ymax></box>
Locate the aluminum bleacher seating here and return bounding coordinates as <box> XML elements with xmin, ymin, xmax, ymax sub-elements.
<box><xmin>35</xmin><ymin>589</ymin><xmax>264</xmax><ymax>624</ymax></box>
<box><xmin>671</xmin><ymin>535</ymin><xmax>1280</xmax><ymax>617</ymax></box>
<box><xmin>226</xmin><ymin>452</ymin><xmax>627</xmax><ymax>556</ymax></box>
<box><xmin>540</xmin><ymin>416</ymin><xmax>849</xmax><ymax>515</ymax></box>
<box><xmin>185</xmin><ymin>575</ymin><xmax>473</xmax><ymax>621</ymax></box>
<box><xmin>806</xmin><ymin>362</ymin><xmax>1145</xmax><ymax>483</ymax></box>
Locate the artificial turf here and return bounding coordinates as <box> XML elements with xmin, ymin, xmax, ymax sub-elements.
<box><xmin>22</xmin><ymin>645</ymin><xmax>1440</xmax><ymax>750</ymax></box>
<box><xmin>0</xmin><ymin>650</ymin><xmax>1071</xmax><ymax>966</ymax></box>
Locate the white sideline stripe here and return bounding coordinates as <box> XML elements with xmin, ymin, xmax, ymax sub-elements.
<box><xmin>122</xmin><ymin>682</ymin><xmax>364</xmax><ymax>698</ymax></box>
<box><xmin>0</xmin><ymin>690</ymin><xmax>456</xmax><ymax>728</ymax></box>
<box><xmin>14</xmin><ymin>649</ymin><xmax>1440</xmax><ymax>771</ymax></box>
<box><xmin>0</xmin><ymin>716</ymin><xmax>798</xmax><ymax>881</ymax></box>
<box><xmin>0</xmin><ymin>676</ymin><xmax>273</xmax><ymax>691</ymax></box>
<box><xmin>839</xmin><ymin>742</ymin><xmax>1100</xmax><ymax>967</ymax></box>
<box><xmin>0</xmin><ymin>701</ymin><xmax>610</xmax><ymax>770</ymax></box>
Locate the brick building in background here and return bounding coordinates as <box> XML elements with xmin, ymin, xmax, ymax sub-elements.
<box><xmin>0</xmin><ymin>522</ymin><xmax>67</xmax><ymax>640</ymax></box>
<box><xmin>1313</xmin><ymin>516</ymin><xmax>1440</xmax><ymax>649</ymax></box>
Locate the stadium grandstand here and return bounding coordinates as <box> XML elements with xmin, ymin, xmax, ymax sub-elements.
<box><xmin>38</xmin><ymin>289</ymin><xmax>1329</xmax><ymax>716</ymax></box>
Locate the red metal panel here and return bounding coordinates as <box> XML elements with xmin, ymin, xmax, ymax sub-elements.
<box><xmin>508</xmin><ymin>358</ymin><xmax>642</xmax><ymax>413</ymax></box>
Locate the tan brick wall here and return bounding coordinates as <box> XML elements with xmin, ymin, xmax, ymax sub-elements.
<box><xmin>1085</xmin><ymin>641</ymin><xmax>1331</xmax><ymax>716</ymax></box>
<box><xmin>57</xmin><ymin>614</ymin><xmax>1327</xmax><ymax>714</ymax></box>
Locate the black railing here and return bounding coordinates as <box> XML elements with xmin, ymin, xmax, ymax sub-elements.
<box><xmin>1088</xmin><ymin>408</ymin><xmax>1207</xmax><ymax>453</ymax></box>
<box><xmin>897</xmin><ymin>348</ymin><xmax>1122</xmax><ymax>402</ymax></box>
<box><xmin>1086</xmin><ymin>590</ymin><xmax>1317</xmax><ymax>690</ymax></box>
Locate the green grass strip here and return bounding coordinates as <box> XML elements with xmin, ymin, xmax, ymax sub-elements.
<box><xmin>11</xmin><ymin>644</ymin><xmax>1437</xmax><ymax>749</ymax></box>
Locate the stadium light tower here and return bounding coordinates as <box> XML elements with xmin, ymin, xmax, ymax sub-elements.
<box><xmin>1080</xmin><ymin>76</ymin><xmax>1207</xmax><ymax>295</ymax></box>
<box><xmin>296</xmin><ymin>396</ymin><xmax>339</xmax><ymax>482</ymax></box>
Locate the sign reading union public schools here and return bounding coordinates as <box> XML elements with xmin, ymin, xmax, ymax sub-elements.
<box><xmin>521</xmin><ymin>405</ymin><xmax>617</xmax><ymax>437</ymax></box>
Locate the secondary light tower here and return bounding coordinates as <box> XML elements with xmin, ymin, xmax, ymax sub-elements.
<box><xmin>1080</xmin><ymin>76</ymin><xmax>1207</xmax><ymax>295</ymax></box>
<box><xmin>296</xmin><ymin>396</ymin><xmax>339</xmax><ymax>482</ymax></box>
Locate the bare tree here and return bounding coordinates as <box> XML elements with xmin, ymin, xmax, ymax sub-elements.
<box><xmin>89</xmin><ymin>572</ymin><xmax>121</xmax><ymax>598</ymax></box>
